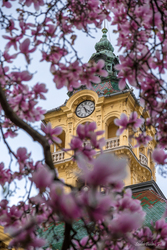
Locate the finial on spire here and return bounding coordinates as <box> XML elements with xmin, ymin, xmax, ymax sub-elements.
<box><xmin>104</xmin><ymin>19</ymin><xmax>106</xmax><ymax>29</ymax></box>
<box><xmin>102</xmin><ymin>27</ymin><xmax>108</xmax><ymax>36</ymax></box>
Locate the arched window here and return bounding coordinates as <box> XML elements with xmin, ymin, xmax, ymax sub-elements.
<box><xmin>108</xmin><ymin>121</ymin><xmax>118</xmax><ymax>139</ymax></box>
<box><xmin>53</xmin><ymin>130</ymin><xmax>65</xmax><ymax>152</ymax></box>
<box><xmin>106</xmin><ymin>117</ymin><xmax>119</xmax><ymax>149</ymax></box>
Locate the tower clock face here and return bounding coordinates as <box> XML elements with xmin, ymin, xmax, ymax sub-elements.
<box><xmin>76</xmin><ymin>100</ymin><xmax>95</xmax><ymax>118</ymax></box>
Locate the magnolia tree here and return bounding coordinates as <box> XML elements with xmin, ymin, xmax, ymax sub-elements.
<box><xmin>0</xmin><ymin>0</ymin><xmax>167</xmax><ymax>249</ymax></box>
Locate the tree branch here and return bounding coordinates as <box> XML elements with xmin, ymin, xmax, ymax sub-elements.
<box><xmin>61</xmin><ymin>222</ymin><xmax>72</xmax><ymax>250</ymax></box>
<box><xmin>0</xmin><ymin>83</ymin><xmax>56</xmax><ymax>174</ymax></box>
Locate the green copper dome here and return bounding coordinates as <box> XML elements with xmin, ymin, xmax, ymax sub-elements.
<box><xmin>95</xmin><ymin>28</ymin><xmax>114</xmax><ymax>52</ymax></box>
<box><xmin>67</xmin><ymin>28</ymin><xmax>129</xmax><ymax>98</ymax></box>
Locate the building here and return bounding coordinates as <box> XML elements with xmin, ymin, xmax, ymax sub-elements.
<box><xmin>44</xmin><ymin>28</ymin><xmax>156</xmax><ymax>188</ymax></box>
<box><xmin>42</xmin><ymin>28</ymin><xmax>166</xmax><ymax>249</ymax></box>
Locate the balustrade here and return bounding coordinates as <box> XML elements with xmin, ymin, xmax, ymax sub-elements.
<box><xmin>106</xmin><ymin>137</ymin><xmax>120</xmax><ymax>149</ymax></box>
<box><xmin>139</xmin><ymin>152</ymin><xmax>148</xmax><ymax>165</ymax></box>
<box><xmin>52</xmin><ymin>151</ymin><xmax>65</xmax><ymax>163</ymax></box>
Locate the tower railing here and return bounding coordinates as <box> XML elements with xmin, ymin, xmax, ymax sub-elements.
<box><xmin>139</xmin><ymin>152</ymin><xmax>148</xmax><ymax>165</ymax></box>
<box><xmin>52</xmin><ymin>151</ymin><xmax>65</xmax><ymax>163</ymax></box>
<box><xmin>106</xmin><ymin>137</ymin><xmax>120</xmax><ymax>149</ymax></box>
<box><xmin>52</xmin><ymin>139</ymin><xmax>148</xmax><ymax>167</ymax></box>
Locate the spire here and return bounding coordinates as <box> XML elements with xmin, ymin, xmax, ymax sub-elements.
<box><xmin>95</xmin><ymin>28</ymin><xmax>114</xmax><ymax>53</ymax></box>
<box><xmin>89</xmin><ymin>28</ymin><xmax>119</xmax><ymax>80</ymax></box>
<box><xmin>67</xmin><ymin>28</ymin><xmax>129</xmax><ymax>97</ymax></box>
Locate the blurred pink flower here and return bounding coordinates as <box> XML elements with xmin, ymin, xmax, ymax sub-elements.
<box><xmin>109</xmin><ymin>210</ymin><xmax>145</xmax><ymax>234</ymax></box>
<box><xmin>33</xmin><ymin>83</ymin><xmax>48</xmax><ymax>100</ymax></box>
<box><xmin>41</xmin><ymin>122</ymin><xmax>62</xmax><ymax>144</ymax></box>
<box><xmin>129</xmin><ymin>112</ymin><xmax>144</xmax><ymax>130</ymax></box>
<box><xmin>152</xmin><ymin>148</ymin><xmax>167</xmax><ymax>165</ymax></box>
<box><xmin>134</xmin><ymin>133</ymin><xmax>152</xmax><ymax>147</ymax></box>
<box><xmin>16</xmin><ymin>147</ymin><xmax>30</xmax><ymax>163</ymax></box>
<box><xmin>24</xmin><ymin>0</ymin><xmax>44</xmax><ymax>11</ymax></box>
<box><xmin>3</xmin><ymin>35</ymin><xmax>21</xmax><ymax>50</ymax></box>
<box><xmin>3</xmin><ymin>50</ymin><xmax>18</xmax><ymax>63</ymax></box>
<box><xmin>81</xmin><ymin>154</ymin><xmax>126</xmax><ymax>186</ymax></box>
<box><xmin>2</xmin><ymin>0</ymin><xmax>14</xmax><ymax>8</ymax></box>
<box><xmin>19</xmin><ymin>38</ymin><xmax>36</xmax><ymax>63</ymax></box>
<box><xmin>95</xmin><ymin>59</ymin><xmax>108</xmax><ymax>77</ymax></box>
<box><xmin>114</xmin><ymin>113</ymin><xmax>128</xmax><ymax>136</ymax></box>
<box><xmin>114</xmin><ymin>112</ymin><xmax>144</xmax><ymax>136</ymax></box>
<box><xmin>30</xmin><ymin>164</ymin><xmax>54</xmax><ymax>191</ymax></box>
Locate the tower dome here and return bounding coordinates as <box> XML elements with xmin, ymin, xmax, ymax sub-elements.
<box><xmin>68</xmin><ymin>28</ymin><xmax>128</xmax><ymax>98</ymax></box>
<box><xmin>95</xmin><ymin>28</ymin><xmax>114</xmax><ymax>52</ymax></box>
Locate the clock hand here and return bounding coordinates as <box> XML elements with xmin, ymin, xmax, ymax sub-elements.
<box><xmin>83</xmin><ymin>107</ymin><xmax>88</xmax><ymax>113</ymax></box>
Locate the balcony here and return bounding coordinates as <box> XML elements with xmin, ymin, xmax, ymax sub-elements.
<box><xmin>52</xmin><ymin>139</ymin><xmax>149</xmax><ymax>168</ymax></box>
<box><xmin>52</xmin><ymin>151</ymin><xmax>65</xmax><ymax>163</ymax></box>
<box><xmin>106</xmin><ymin>137</ymin><xmax>120</xmax><ymax>149</ymax></box>
<box><xmin>139</xmin><ymin>152</ymin><xmax>148</xmax><ymax>165</ymax></box>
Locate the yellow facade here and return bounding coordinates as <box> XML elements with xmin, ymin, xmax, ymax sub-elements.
<box><xmin>44</xmin><ymin>88</ymin><xmax>156</xmax><ymax>188</ymax></box>
<box><xmin>0</xmin><ymin>226</ymin><xmax>12</xmax><ymax>249</ymax></box>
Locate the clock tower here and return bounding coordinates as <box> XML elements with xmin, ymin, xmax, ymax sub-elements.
<box><xmin>44</xmin><ymin>28</ymin><xmax>158</xmax><ymax>190</ymax></box>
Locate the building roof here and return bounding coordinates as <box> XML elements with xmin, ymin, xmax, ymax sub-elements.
<box><xmin>126</xmin><ymin>180</ymin><xmax>166</xmax><ymax>199</ymax></box>
<box><xmin>39</xmin><ymin>189</ymin><xmax>166</xmax><ymax>249</ymax></box>
<box><xmin>38</xmin><ymin>220</ymin><xmax>88</xmax><ymax>250</ymax></box>
<box><xmin>133</xmin><ymin>189</ymin><xmax>166</xmax><ymax>229</ymax></box>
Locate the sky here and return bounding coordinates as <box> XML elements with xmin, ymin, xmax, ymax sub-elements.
<box><xmin>0</xmin><ymin>10</ymin><xmax>167</xmax><ymax>202</ymax></box>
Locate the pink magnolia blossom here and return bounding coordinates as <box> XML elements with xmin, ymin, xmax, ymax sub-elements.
<box><xmin>33</xmin><ymin>83</ymin><xmax>48</xmax><ymax>100</ymax></box>
<box><xmin>45</xmin><ymin>24</ymin><xmax>56</xmax><ymax>38</ymax></box>
<box><xmin>114</xmin><ymin>112</ymin><xmax>144</xmax><ymax>135</ymax></box>
<box><xmin>8</xmin><ymin>223</ymin><xmax>46</xmax><ymax>249</ymax></box>
<box><xmin>81</xmin><ymin>153</ymin><xmax>126</xmax><ymax>187</ymax></box>
<box><xmin>79</xmin><ymin>190</ymin><xmax>113</xmax><ymax>221</ymax></box>
<box><xmin>10</xmin><ymin>70</ymin><xmax>33</xmax><ymax>82</ymax></box>
<box><xmin>4</xmin><ymin>128</ymin><xmax>18</xmax><ymax>138</ymax></box>
<box><xmin>114</xmin><ymin>113</ymin><xmax>128</xmax><ymax>135</ymax></box>
<box><xmin>134</xmin><ymin>133</ymin><xmax>152</xmax><ymax>147</ymax></box>
<box><xmin>16</xmin><ymin>147</ymin><xmax>30</xmax><ymax>164</ymax></box>
<box><xmin>116</xmin><ymin>188</ymin><xmax>143</xmax><ymax>213</ymax></box>
<box><xmin>3</xmin><ymin>50</ymin><xmax>18</xmax><ymax>63</ymax></box>
<box><xmin>40</xmin><ymin>46</ymin><xmax>67</xmax><ymax>64</ymax></box>
<box><xmin>53</xmin><ymin>60</ymin><xmax>107</xmax><ymax>91</ymax></box>
<box><xmin>49</xmin><ymin>183</ymin><xmax>81</xmax><ymax>221</ymax></box>
<box><xmin>59</xmin><ymin>193</ymin><xmax>81</xmax><ymax>221</ymax></box>
<box><xmin>2</xmin><ymin>0</ymin><xmax>15</xmax><ymax>8</ymax></box>
<box><xmin>16</xmin><ymin>147</ymin><xmax>31</xmax><ymax>172</ymax></box>
<box><xmin>152</xmin><ymin>148</ymin><xmax>167</xmax><ymax>165</ymax></box>
<box><xmin>30</xmin><ymin>164</ymin><xmax>54</xmax><ymax>191</ymax></box>
<box><xmin>94</xmin><ymin>59</ymin><xmax>108</xmax><ymax>77</ymax></box>
<box><xmin>69</xmin><ymin>137</ymin><xmax>83</xmax><ymax>151</ymax></box>
<box><xmin>7</xmin><ymin>19</ymin><xmax>17</xmax><ymax>32</ymax></box>
<box><xmin>2</xmin><ymin>35</ymin><xmax>22</xmax><ymax>50</ymax></box>
<box><xmin>69</xmin><ymin>122</ymin><xmax>104</xmax><ymax>162</ymax></box>
<box><xmin>72</xmin><ymin>236</ymin><xmax>89</xmax><ymax>250</ymax></box>
<box><xmin>23</xmin><ymin>0</ymin><xmax>44</xmax><ymax>11</ymax></box>
<box><xmin>129</xmin><ymin>112</ymin><xmax>144</xmax><ymax>130</ymax></box>
<box><xmin>41</xmin><ymin>122</ymin><xmax>62</xmax><ymax>144</ymax></box>
<box><xmin>109</xmin><ymin>210</ymin><xmax>145</xmax><ymax>234</ymax></box>
<box><xmin>1</xmin><ymin>205</ymin><xmax>23</xmax><ymax>227</ymax></box>
<box><xmin>19</xmin><ymin>38</ymin><xmax>36</xmax><ymax>63</ymax></box>
<box><xmin>0</xmin><ymin>163</ymin><xmax>11</xmax><ymax>186</ymax></box>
